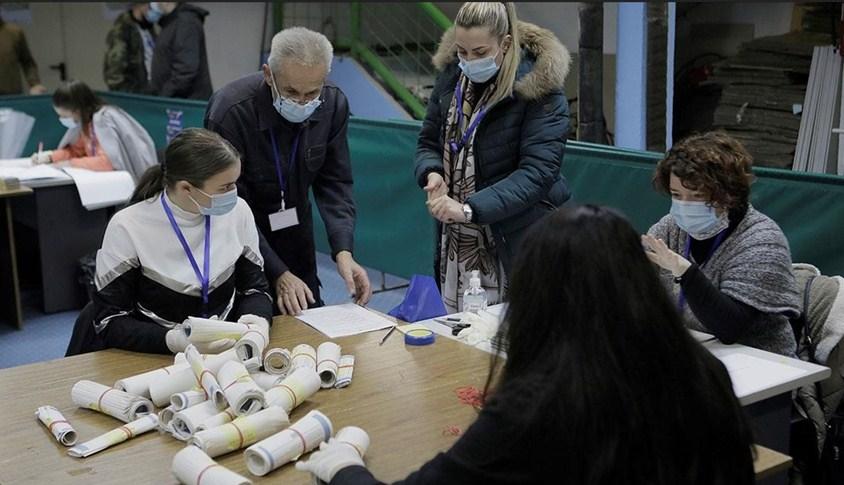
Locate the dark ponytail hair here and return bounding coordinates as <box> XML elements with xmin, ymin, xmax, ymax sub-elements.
<box><xmin>52</xmin><ymin>80</ymin><xmax>104</xmax><ymax>130</ymax></box>
<box><xmin>131</xmin><ymin>128</ymin><xmax>240</xmax><ymax>203</ymax></box>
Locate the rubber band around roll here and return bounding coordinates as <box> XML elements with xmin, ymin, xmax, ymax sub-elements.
<box><xmin>404</xmin><ymin>328</ymin><xmax>435</xmax><ymax>346</ymax></box>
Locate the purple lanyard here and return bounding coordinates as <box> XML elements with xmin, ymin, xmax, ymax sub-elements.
<box><xmin>678</xmin><ymin>229</ymin><xmax>728</xmax><ymax>311</ymax></box>
<box><xmin>449</xmin><ymin>79</ymin><xmax>487</xmax><ymax>154</ymax></box>
<box><xmin>161</xmin><ymin>194</ymin><xmax>211</xmax><ymax>311</ymax></box>
<box><xmin>87</xmin><ymin>124</ymin><xmax>97</xmax><ymax>157</ymax></box>
<box><xmin>268</xmin><ymin>128</ymin><xmax>302</xmax><ymax>207</ymax></box>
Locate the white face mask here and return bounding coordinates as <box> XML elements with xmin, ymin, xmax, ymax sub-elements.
<box><xmin>670</xmin><ymin>199</ymin><xmax>729</xmax><ymax>240</ymax></box>
<box><xmin>59</xmin><ymin>116</ymin><xmax>78</xmax><ymax>129</ymax></box>
<box><xmin>458</xmin><ymin>47</ymin><xmax>501</xmax><ymax>83</ymax></box>
<box><xmin>269</xmin><ymin>70</ymin><xmax>322</xmax><ymax>123</ymax></box>
<box><xmin>189</xmin><ymin>186</ymin><xmax>238</xmax><ymax>216</ymax></box>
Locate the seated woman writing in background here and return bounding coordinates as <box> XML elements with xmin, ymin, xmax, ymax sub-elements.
<box><xmin>31</xmin><ymin>80</ymin><xmax>156</xmax><ymax>180</ymax></box>
<box><xmin>643</xmin><ymin>131</ymin><xmax>801</xmax><ymax>356</ymax></box>
<box><xmin>66</xmin><ymin>128</ymin><xmax>272</xmax><ymax>356</ymax></box>
<box><xmin>297</xmin><ymin>205</ymin><xmax>754</xmax><ymax>485</ymax></box>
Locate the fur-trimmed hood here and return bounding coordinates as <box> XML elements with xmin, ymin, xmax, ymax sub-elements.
<box><xmin>431</xmin><ymin>20</ymin><xmax>570</xmax><ymax>100</ymax></box>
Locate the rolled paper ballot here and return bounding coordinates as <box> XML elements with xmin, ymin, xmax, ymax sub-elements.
<box><xmin>35</xmin><ymin>405</ymin><xmax>77</xmax><ymax>446</ymax></box>
<box><xmin>151</xmin><ymin>349</ymin><xmax>242</xmax><ymax>407</ymax></box>
<box><xmin>217</xmin><ymin>361</ymin><xmax>266</xmax><ymax>416</ymax></box>
<box><xmin>185</xmin><ymin>344</ymin><xmax>227</xmax><ymax>410</ymax></box>
<box><xmin>171</xmin><ymin>400</ymin><xmax>221</xmax><ymax>441</ymax></box>
<box><xmin>316</xmin><ymin>342</ymin><xmax>341</xmax><ymax>389</ymax></box>
<box><xmin>335</xmin><ymin>426</ymin><xmax>370</xmax><ymax>458</ymax></box>
<box><xmin>264</xmin><ymin>367</ymin><xmax>321</xmax><ymax>413</ymax></box>
<box><xmin>244</xmin><ymin>410</ymin><xmax>333</xmax><ymax>476</ymax></box>
<box><xmin>189</xmin><ymin>406</ymin><xmax>289</xmax><ymax>458</ymax></box>
<box><xmin>114</xmin><ymin>362</ymin><xmax>189</xmax><ymax>398</ymax></box>
<box><xmin>172</xmin><ymin>445</ymin><xmax>252</xmax><ymax>485</ymax></box>
<box><xmin>290</xmin><ymin>344</ymin><xmax>317</xmax><ymax>372</ymax></box>
<box><xmin>249</xmin><ymin>371</ymin><xmax>283</xmax><ymax>391</ymax></box>
<box><xmin>335</xmin><ymin>355</ymin><xmax>355</xmax><ymax>389</ymax></box>
<box><xmin>235</xmin><ymin>320</ymin><xmax>270</xmax><ymax>363</ymax></box>
<box><xmin>183</xmin><ymin>317</ymin><xmax>249</xmax><ymax>343</ymax></box>
<box><xmin>158</xmin><ymin>404</ymin><xmax>176</xmax><ymax>434</ymax></box>
<box><xmin>195</xmin><ymin>408</ymin><xmax>237</xmax><ymax>432</ymax></box>
<box><xmin>171</xmin><ymin>389</ymin><xmax>208</xmax><ymax>411</ymax></box>
<box><xmin>67</xmin><ymin>414</ymin><xmax>159</xmax><ymax>458</ymax></box>
<box><xmin>262</xmin><ymin>348</ymin><xmax>292</xmax><ymax>376</ymax></box>
<box><xmin>149</xmin><ymin>367</ymin><xmax>199</xmax><ymax>408</ymax></box>
<box><xmin>71</xmin><ymin>380</ymin><xmax>153</xmax><ymax>423</ymax></box>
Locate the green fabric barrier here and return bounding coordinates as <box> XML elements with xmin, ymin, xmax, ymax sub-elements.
<box><xmin>561</xmin><ymin>143</ymin><xmax>844</xmax><ymax>276</ymax></box>
<box><xmin>3</xmin><ymin>94</ymin><xmax>843</xmax><ymax>277</ymax></box>
<box><xmin>311</xmin><ymin>118</ymin><xmax>435</xmax><ymax>279</ymax></box>
<box><xmin>98</xmin><ymin>92</ymin><xmax>207</xmax><ymax>148</ymax></box>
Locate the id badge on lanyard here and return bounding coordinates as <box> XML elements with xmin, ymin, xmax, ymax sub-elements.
<box><xmin>268</xmin><ymin>128</ymin><xmax>301</xmax><ymax>232</ymax></box>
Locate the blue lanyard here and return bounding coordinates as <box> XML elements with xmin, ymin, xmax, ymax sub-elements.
<box><xmin>269</xmin><ymin>128</ymin><xmax>302</xmax><ymax>209</ymax></box>
<box><xmin>678</xmin><ymin>229</ymin><xmax>728</xmax><ymax>311</ymax></box>
<box><xmin>161</xmin><ymin>194</ymin><xmax>211</xmax><ymax>311</ymax></box>
<box><xmin>449</xmin><ymin>79</ymin><xmax>487</xmax><ymax>154</ymax></box>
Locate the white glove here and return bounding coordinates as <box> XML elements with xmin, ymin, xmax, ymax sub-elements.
<box><xmin>31</xmin><ymin>150</ymin><xmax>53</xmax><ymax>165</ymax></box>
<box><xmin>166</xmin><ymin>322</ymin><xmax>236</xmax><ymax>354</ymax></box>
<box><xmin>165</xmin><ymin>324</ymin><xmax>189</xmax><ymax>353</ymax></box>
<box><xmin>294</xmin><ymin>438</ymin><xmax>365</xmax><ymax>483</ymax></box>
<box><xmin>237</xmin><ymin>314</ymin><xmax>270</xmax><ymax>332</ymax></box>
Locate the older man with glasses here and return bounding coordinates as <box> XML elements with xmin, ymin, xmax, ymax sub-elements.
<box><xmin>205</xmin><ymin>27</ymin><xmax>371</xmax><ymax>316</ymax></box>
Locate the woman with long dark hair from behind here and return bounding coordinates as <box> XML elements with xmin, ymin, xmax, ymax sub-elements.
<box><xmin>65</xmin><ymin>128</ymin><xmax>272</xmax><ymax>356</ymax></box>
<box><xmin>297</xmin><ymin>205</ymin><xmax>754</xmax><ymax>485</ymax></box>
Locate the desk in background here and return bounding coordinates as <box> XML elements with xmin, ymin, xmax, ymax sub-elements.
<box><xmin>0</xmin><ymin>316</ymin><xmax>491</xmax><ymax>484</ymax></box>
<box><xmin>0</xmin><ymin>186</ymin><xmax>33</xmax><ymax>328</ymax></box>
<box><xmin>10</xmin><ymin>177</ymin><xmax>110</xmax><ymax>315</ymax></box>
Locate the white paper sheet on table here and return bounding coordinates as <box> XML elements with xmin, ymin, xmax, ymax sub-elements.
<box><xmin>63</xmin><ymin>167</ymin><xmax>135</xmax><ymax>210</ymax></box>
<box><xmin>0</xmin><ymin>164</ymin><xmax>69</xmax><ymax>181</ymax></box>
<box><xmin>689</xmin><ymin>329</ymin><xmax>716</xmax><ymax>343</ymax></box>
<box><xmin>297</xmin><ymin>303</ymin><xmax>395</xmax><ymax>338</ymax></box>
<box><xmin>718</xmin><ymin>353</ymin><xmax>806</xmax><ymax>397</ymax></box>
<box><xmin>0</xmin><ymin>157</ymin><xmax>33</xmax><ymax>168</ymax></box>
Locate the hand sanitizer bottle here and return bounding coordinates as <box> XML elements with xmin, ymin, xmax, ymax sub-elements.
<box><xmin>462</xmin><ymin>270</ymin><xmax>488</xmax><ymax>314</ymax></box>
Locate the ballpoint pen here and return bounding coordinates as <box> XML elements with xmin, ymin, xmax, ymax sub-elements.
<box><xmin>379</xmin><ymin>325</ymin><xmax>397</xmax><ymax>346</ymax></box>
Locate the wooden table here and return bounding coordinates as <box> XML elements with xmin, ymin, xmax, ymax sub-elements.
<box><xmin>0</xmin><ymin>186</ymin><xmax>33</xmax><ymax>328</ymax></box>
<box><xmin>0</xmin><ymin>316</ymin><xmax>491</xmax><ymax>484</ymax></box>
<box><xmin>753</xmin><ymin>445</ymin><xmax>793</xmax><ymax>482</ymax></box>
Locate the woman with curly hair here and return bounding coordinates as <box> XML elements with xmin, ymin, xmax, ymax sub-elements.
<box><xmin>642</xmin><ymin>131</ymin><xmax>800</xmax><ymax>356</ymax></box>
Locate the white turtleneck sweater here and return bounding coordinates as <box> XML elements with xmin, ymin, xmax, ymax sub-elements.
<box><xmin>87</xmin><ymin>191</ymin><xmax>272</xmax><ymax>353</ymax></box>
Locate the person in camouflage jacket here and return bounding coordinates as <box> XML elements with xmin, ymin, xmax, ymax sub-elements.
<box><xmin>103</xmin><ymin>3</ymin><xmax>156</xmax><ymax>93</ymax></box>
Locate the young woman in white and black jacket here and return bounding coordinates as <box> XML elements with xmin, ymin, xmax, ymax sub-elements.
<box><xmin>66</xmin><ymin>128</ymin><xmax>273</xmax><ymax>356</ymax></box>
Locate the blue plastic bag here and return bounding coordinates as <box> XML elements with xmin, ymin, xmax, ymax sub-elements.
<box><xmin>388</xmin><ymin>275</ymin><xmax>448</xmax><ymax>322</ymax></box>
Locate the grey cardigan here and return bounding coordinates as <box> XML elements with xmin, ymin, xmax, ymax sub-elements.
<box><xmin>58</xmin><ymin>105</ymin><xmax>157</xmax><ymax>182</ymax></box>
<box><xmin>648</xmin><ymin>206</ymin><xmax>800</xmax><ymax>355</ymax></box>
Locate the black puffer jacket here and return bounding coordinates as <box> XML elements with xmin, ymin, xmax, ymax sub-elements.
<box><xmin>415</xmin><ymin>21</ymin><xmax>572</xmax><ymax>277</ymax></box>
<box><xmin>150</xmin><ymin>3</ymin><xmax>212</xmax><ymax>99</ymax></box>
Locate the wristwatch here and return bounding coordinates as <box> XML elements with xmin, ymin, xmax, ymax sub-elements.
<box><xmin>462</xmin><ymin>203</ymin><xmax>473</xmax><ymax>223</ymax></box>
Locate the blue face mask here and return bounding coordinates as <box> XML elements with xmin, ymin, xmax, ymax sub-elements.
<box><xmin>190</xmin><ymin>187</ymin><xmax>238</xmax><ymax>216</ymax></box>
<box><xmin>458</xmin><ymin>49</ymin><xmax>501</xmax><ymax>83</ymax></box>
<box><xmin>59</xmin><ymin>116</ymin><xmax>78</xmax><ymax>129</ymax></box>
<box><xmin>670</xmin><ymin>199</ymin><xmax>729</xmax><ymax>240</ymax></box>
<box><xmin>145</xmin><ymin>3</ymin><xmax>163</xmax><ymax>23</ymax></box>
<box><xmin>269</xmin><ymin>70</ymin><xmax>322</xmax><ymax>123</ymax></box>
